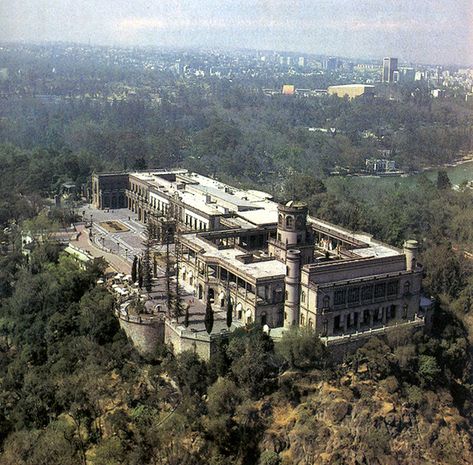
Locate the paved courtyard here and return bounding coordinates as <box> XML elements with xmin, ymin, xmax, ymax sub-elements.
<box><xmin>75</xmin><ymin>203</ymin><xmax>232</xmax><ymax>335</ymax></box>
<box><xmin>78</xmin><ymin>205</ymin><xmax>153</xmax><ymax>264</ymax></box>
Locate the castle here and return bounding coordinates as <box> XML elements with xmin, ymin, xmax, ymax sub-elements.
<box><xmin>92</xmin><ymin>169</ymin><xmax>431</xmax><ymax>352</ymax></box>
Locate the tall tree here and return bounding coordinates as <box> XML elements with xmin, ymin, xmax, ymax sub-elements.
<box><xmin>137</xmin><ymin>258</ymin><xmax>143</xmax><ymax>289</ymax></box>
<box><xmin>184</xmin><ymin>305</ymin><xmax>190</xmax><ymax>328</ymax></box>
<box><xmin>437</xmin><ymin>170</ymin><xmax>452</xmax><ymax>190</ymax></box>
<box><xmin>153</xmin><ymin>254</ymin><xmax>157</xmax><ymax>278</ymax></box>
<box><xmin>142</xmin><ymin>223</ymin><xmax>154</xmax><ymax>293</ymax></box>
<box><xmin>131</xmin><ymin>255</ymin><xmax>138</xmax><ymax>283</ymax></box>
<box><xmin>204</xmin><ymin>293</ymin><xmax>214</xmax><ymax>335</ymax></box>
<box><xmin>226</xmin><ymin>296</ymin><xmax>232</xmax><ymax>329</ymax></box>
<box><xmin>169</xmin><ymin>231</ymin><xmax>184</xmax><ymax>321</ymax></box>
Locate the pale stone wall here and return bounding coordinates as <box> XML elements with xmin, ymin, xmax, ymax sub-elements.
<box><xmin>324</xmin><ymin>321</ymin><xmax>424</xmax><ymax>363</ymax></box>
<box><xmin>164</xmin><ymin>321</ymin><xmax>226</xmax><ymax>360</ymax></box>
<box><xmin>116</xmin><ymin>312</ymin><xmax>165</xmax><ymax>355</ymax></box>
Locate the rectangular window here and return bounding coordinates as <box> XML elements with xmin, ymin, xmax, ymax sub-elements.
<box><xmin>387</xmin><ymin>280</ymin><xmax>399</xmax><ymax>297</ymax></box>
<box><xmin>374</xmin><ymin>283</ymin><xmax>386</xmax><ymax>299</ymax></box>
<box><xmin>402</xmin><ymin>305</ymin><xmax>408</xmax><ymax>319</ymax></box>
<box><xmin>257</xmin><ymin>286</ymin><xmax>265</xmax><ymax>299</ymax></box>
<box><xmin>347</xmin><ymin>287</ymin><xmax>360</xmax><ymax>305</ymax></box>
<box><xmin>373</xmin><ymin>308</ymin><xmax>382</xmax><ymax>322</ymax></box>
<box><xmin>334</xmin><ymin>315</ymin><xmax>341</xmax><ymax>330</ymax></box>
<box><xmin>220</xmin><ymin>268</ymin><xmax>228</xmax><ymax>281</ymax></box>
<box><xmin>361</xmin><ymin>285</ymin><xmax>373</xmax><ymax>302</ymax></box>
<box><xmin>334</xmin><ymin>289</ymin><xmax>346</xmax><ymax>306</ymax></box>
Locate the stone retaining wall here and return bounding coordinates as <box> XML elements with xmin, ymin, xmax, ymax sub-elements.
<box><xmin>116</xmin><ymin>310</ymin><xmax>165</xmax><ymax>354</ymax></box>
<box><xmin>165</xmin><ymin>321</ymin><xmax>229</xmax><ymax>360</ymax></box>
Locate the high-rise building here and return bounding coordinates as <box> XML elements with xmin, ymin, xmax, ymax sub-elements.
<box><xmin>324</xmin><ymin>57</ymin><xmax>338</xmax><ymax>71</ymax></box>
<box><xmin>383</xmin><ymin>57</ymin><xmax>399</xmax><ymax>83</ymax></box>
<box><xmin>399</xmin><ymin>67</ymin><xmax>415</xmax><ymax>82</ymax></box>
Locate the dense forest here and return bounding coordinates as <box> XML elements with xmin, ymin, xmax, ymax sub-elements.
<box><xmin>1</xmin><ymin>46</ymin><xmax>473</xmax><ymax>464</ymax></box>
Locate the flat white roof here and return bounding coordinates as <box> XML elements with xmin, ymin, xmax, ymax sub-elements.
<box><xmin>308</xmin><ymin>216</ymin><xmax>401</xmax><ymax>258</ymax></box>
<box><xmin>130</xmin><ymin>170</ymin><xmax>401</xmax><ymax>260</ymax></box>
<box><xmin>183</xmin><ymin>233</ymin><xmax>286</xmax><ymax>280</ymax></box>
<box><xmin>238</xmin><ymin>208</ymin><xmax>278</xmax><ymax>226</ymax></box>
<box><xmin>131</xmin><ymin>170</ymin><xmax>275</xmax><ymax>217</ymax></box>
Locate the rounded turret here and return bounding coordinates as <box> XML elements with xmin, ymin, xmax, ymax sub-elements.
<box><xmin>277</xmin><ymin>201</ymin><xmax>308</xmax><ymax>246</ymax></box>
<box><xmin>403</xmin><ymin>240</ymin><xmax>419</xmax><ymax>271</ymax></box>
<box><xmin>284</xmin><ymin>249</ymin><xmax>301</xmax><ymax>327</ymax></box>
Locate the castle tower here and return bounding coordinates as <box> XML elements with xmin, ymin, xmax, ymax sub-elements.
<box><xmin>277</xmin><ymin>201</ymin><xmax>308</xmax><ymax>246</ymax></box>
<box><xmin>284</xmin><ymin>249</ymin><xmax>301</xmax><ymax>327</ymax></box>
<box><xmin>268</xmin><ymin>201</ymin><xmax>314</xmax><ymax>265</ymax></box>
<box><xmin>403</xmin><ymin>240</ymin><xmax>419</xmax><ymax>271</ymax></box>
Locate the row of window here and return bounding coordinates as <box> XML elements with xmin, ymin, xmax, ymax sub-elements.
<box><xmin>278</xmin><ymin>214</ymin><xmax>305</xmax><ymax>229</ymax></box>
<box><xmin>332</xmin><ymin>305</ymin><xmax>409</xmax><ymax>331</ymax></box>
<box><xmin>299</xmin><ymin>314</ymin><xmax>314</xmax><ymax>328</ymax></box>
<box><xmin>149</xmin><ymin>196</ymin><xmax>169</xmax><ymax>214</ymax></box>
<box><xmin>332</xmin><ymin>280</ymin><xmax>407</xmax><ymax>307</ymax></box>
<box><xmin>299</xmin><ymin>306</ymin><xmax>406</xmax><ymax>334</ymax></box>
<box><xmin>185</xmin><ymin>214</ymin><xmax>207</xmax><ymax>231</ymax></box>
<box><xmin>129</xmin><ymin>183</ymin><xmax>145</xmax><ymax>197</ymax></box>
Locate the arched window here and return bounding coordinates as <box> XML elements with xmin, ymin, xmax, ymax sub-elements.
<box><xmin>308</xmin><ymin>318</ymin><xmax>314</xmax><ymax>329</ymax></box>
<box><xmin>403</xmin><ymin>281</ymin><xmax>410</xmax><ymax>295</ymax></box>
<box><xmin>301</xmin><ymin>291</ymin><xmax>306</xmax><ymax>303</ymax></box>
<box><xmin>286</xmin><ymin>216</ymin><xmax>294</xmax><ymax>228</ymax></box>
<box><xmin>261</xmin><ymin>312</ymin><xmax>267</xmax><ymax>326</ymax></box>
<box><xmin>278</xmin><ymin>214</ymin><xmax>283</xmax><ymax>225</ymax></box>
<box><xmin>208</xmin><ymin>288</ymin><xmax>215</xmax><ymax>302</ymax></box>
<box><xmin>322</xmin><ymin>319</ymin><xmax>328</xmax><ymax>336</ymax></box>
<box><xmin>300</xmin><ymin>314</ymin><xmax>305</xmax><ymax>326</ymax></box>
<box><xmin>246</xmin><ymin>309</ymin><xmax>253</xmax><ymax>324</ymax></box>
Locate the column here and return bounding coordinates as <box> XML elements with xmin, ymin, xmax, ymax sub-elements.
<box><xmin>356</xmin><ymin>311</ymin><xmax>361</xmax><ymax>330</ymax></box>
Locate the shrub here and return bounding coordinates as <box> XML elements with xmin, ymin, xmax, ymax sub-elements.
<box><xmin>259</xmin><ymin>450</ymin><xmax>281</xmax><ymax>465</ymax></box>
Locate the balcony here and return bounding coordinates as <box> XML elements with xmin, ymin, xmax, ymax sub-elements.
<box><xmin>323</xmin><ymin>315</ymin><xmax>425</xmax><ymax>346</ymax></box>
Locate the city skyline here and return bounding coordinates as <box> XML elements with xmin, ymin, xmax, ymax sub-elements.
<box><xmin>1</xmin><ymin>0</ymin><xmax>473</xmax><ymax>66</ymax></box>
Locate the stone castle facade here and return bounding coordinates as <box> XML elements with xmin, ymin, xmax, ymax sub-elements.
<box><xmin>92</xmin><ymin>169</ymin><xmax>431</xmax><ymax>349</ymax></box>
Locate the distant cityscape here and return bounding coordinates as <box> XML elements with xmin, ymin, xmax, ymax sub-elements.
<box><xmin>1</xmin><ymin>43</ymin><xmax>473</xmax><ymax>105</ymax></box>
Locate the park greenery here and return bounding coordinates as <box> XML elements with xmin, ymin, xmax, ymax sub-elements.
<box><xmin>0</xmin><ymin>47</ymin><xmax>473</xmax><ymax>463</ymax></box>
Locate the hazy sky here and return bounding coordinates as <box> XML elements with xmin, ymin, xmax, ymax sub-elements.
<box><xmin>1</xmin><ymin>0</ymin><xmax>472</xmax><ymax>65</ymax></box>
